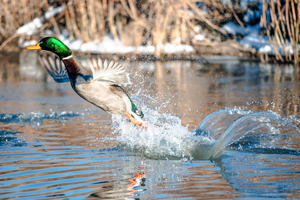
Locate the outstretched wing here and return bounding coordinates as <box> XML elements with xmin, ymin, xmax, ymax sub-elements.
<box><xmin>38</xmin><ymin>54</ymin><xmax>69</xmax><ymax>83</ymax></box>
<box><xmin>87</xmin><ymin>57</ymin><xmax>131</xmax><ymax>87</ymax></box>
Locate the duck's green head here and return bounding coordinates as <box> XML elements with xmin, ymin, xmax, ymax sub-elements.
<box><xmin>26</xmin><ymin>37</ymin><xmax>72</xmax><ymax>59</ymax></box>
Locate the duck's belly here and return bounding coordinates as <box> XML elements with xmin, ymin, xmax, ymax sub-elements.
<box><xmin>73</xmin><ymin>83</ymin><xmax>130</xmax><ymax>116</ymax></box>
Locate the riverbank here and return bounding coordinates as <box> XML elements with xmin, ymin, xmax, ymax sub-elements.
<box><xmin>1</xmin><ymin>1</ymin><xmax>299</xmax><ymax>64</ymax></box>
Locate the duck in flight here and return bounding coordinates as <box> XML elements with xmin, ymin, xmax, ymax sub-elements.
<box><xmin>26</xmin><ymin>37</ymin><xmax>146</xmax><ymax>128</ymax></box>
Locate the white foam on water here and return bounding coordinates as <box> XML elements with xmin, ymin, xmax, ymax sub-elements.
<box><xmin>112</xmin><ymin>104</ymin><xmax>300</xmax><ymax>160</ymax></box>
<box><xmin>112</xmin><ymin>106</ymin><xmax>214</xmax><ymax>159</ymax></box>
<box><xmin>3</xmin><ymin>107</ymin><xmax>299</xmax><ymax>159</ymax></box>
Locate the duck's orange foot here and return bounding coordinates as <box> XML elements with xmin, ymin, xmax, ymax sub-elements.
<box><xmin>126</xmin><ymin>111</ymin><xmax>147</xmax><ymax>129</ymax></box>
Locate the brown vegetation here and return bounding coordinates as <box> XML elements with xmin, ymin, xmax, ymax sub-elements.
<box><xmin>260</xmin><ymin>0</ymin><xmax>300</xmax><ymax>64</ymax></box>
<box><xmin>0</xmin><ymin>0</ymin><xmax>43</xmax><ymax>41</ymax></box>
<box><xmin>0</xmin><ymin>0</ymin><xmax>238</xmax><ymax>56</ymax></box>
<box><xmin>0</xmin><ymin>0</ymin><xmax>299</xmax><ymax>62</ymax></box>
<box><xmin>60</xmin><ymin>0</ymin><xmax>228</xmax><ymax>56</ymax></box>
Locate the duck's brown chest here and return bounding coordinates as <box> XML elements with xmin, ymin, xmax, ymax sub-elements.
<box><xmin>62</xmin><ymin>56</ymin><xmax>81</xmax><ymax>85</ymax></box>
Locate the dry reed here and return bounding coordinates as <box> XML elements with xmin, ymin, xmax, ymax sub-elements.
<box><xmin>0</xmin><ymin>0</ymin><xmax>43</xmax><ymax>42</ymax></box>
<box><xmin>0</xmin><ymin>0</ymin><xmax>238</xmax><ymax>56</ymax></box>
<box><xmin>260</xmin><ymin>0</ymin><xmax>300</xmax><ymax>64</ymax></box>
<box><xmin>60</xmin><ymin>0</ymin><xmax>226</xmax><ymax>56</ymax></box>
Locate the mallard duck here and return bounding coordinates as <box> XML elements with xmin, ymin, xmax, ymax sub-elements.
<box><xmin>26</xmin><ymin>37</ymin><xmax>146</xmax><ymax>128</ymax></box>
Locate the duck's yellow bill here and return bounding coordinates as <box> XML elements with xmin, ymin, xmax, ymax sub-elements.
<box><xmin>26</xmin><ymin>43</ymin><xmax>41</xmax><ymax>50</ymax></box>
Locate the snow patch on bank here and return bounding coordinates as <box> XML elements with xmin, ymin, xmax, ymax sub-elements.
<box><xmin>222</xmin><ymin>21</ymin><xmax>300</xmax><ymax>56</ymax></box>
<box><xmin>20</xmin><ymin>30</ymin><xmax>195</xmax><ymax>55</ymax></box>
<box><xmin>16</xmin><ymin>5</ymin><xmax>65</xmax><ymax>36</ymax></box>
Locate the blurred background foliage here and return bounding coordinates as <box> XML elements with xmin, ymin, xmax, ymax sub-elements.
<box><xmin>0</xmin><ymin>0</ymin><xmax>299</xmax><ymax>62</ymax></box>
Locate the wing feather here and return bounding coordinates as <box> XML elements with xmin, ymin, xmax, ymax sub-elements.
<box><xmin>103</xmin><ymin>59</ymin><xmax>108</xmax><ymax>71</ymax></box>
<box><xmin>87</xmin><ymin>57</ymin><xmax>131</xmax><ymax>86</ymax></box>
<box><xmin>38</xmin><ymin>54</ymin><xmax>69</xmax><ymax>83</ymax></box>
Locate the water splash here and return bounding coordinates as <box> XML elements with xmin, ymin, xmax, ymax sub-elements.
<box><xmin>112</xmin><ymin>108</ymin><xmax>194</xmax><ymax>159</ymax></box>
<box><xmin>2</xmin><ymin>108</ymin><xmax>299</xmax><ymax>160</ymax></box>
<box><xmin>113</xmin><ymin>107</ymin><xmax>300</xmax><ymax>160</ymax></box>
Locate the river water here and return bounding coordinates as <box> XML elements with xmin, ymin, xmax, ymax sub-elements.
<box><xmin>1</xmin><ymin>52</ymin><xmax>300</xmax><ymax>199</ymax></box>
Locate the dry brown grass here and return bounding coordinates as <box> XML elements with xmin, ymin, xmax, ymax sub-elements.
<box><xmin>0</xmin><ymin>0</ymin><xmax>43</xmax><ymax>41</ymax></box>
<box><xmin>0</xmin><ymin>0</ymin><xmax>258</xmax><ymax>59</ymax></box>
<box><xmin>0</xmin><ymin>0</ymin><xmax>230</xmax><ymax>55</ymax></box>
<box><xmin>61</xmin><ymin>0</ymin><xmax>227</xmax><ymax>56</ymax></box>
<box><xmin>260</xmin><ymin>0</ymin><xmax>300</xmax><ymax>64</ymax></box>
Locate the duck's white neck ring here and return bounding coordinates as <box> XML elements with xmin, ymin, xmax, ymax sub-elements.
<box><xmin>62</xmin><ymin>55</ymin><xmax>73</xmax><ymax>60</ymax></box>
